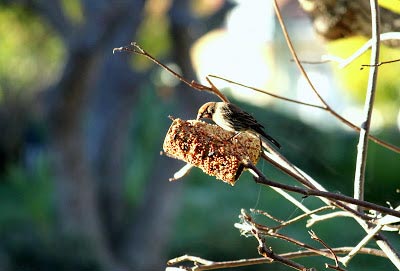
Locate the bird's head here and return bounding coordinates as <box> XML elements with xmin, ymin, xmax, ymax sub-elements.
<box><xmin>196</xmin><ymin>102</ymin><xmax>216</xmax><ymax>120</ymax></box>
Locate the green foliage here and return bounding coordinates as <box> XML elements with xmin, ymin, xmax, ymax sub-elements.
<box><xmin>124</xmin><ymin>83</ymin><xmax>175</xmax><ymax>205</ymax></box>
<box><xmin>60</xmin><ymin>0</ymin><xmax>83</xmax><ymax>25</ymax></box>
<box><xmin>134</xmin><ymin>8</ymin><xmax>172</xmax><ymax>70</ymax></box>
<box><xmin>0</xmin><ymin>6</ymin><xmax>65</xmax><ymax>101</ymax></box>
<box><xmin>0</xmin><ymin>155</ymin><xmax>53</xmax><ymax>233</ymax></box>
<box><xmin>0</xmin><ymin>156</ymin><xmax>101</xmax><ymax>271</ymax></box>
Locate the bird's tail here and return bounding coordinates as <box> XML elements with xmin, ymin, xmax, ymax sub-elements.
<box><xmin>263</xmin><ymin>134</ymin><xmax>281</xmax><ymax>149</ymax></box>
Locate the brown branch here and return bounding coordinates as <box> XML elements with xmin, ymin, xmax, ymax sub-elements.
<box><xmin>309</xmin><ymin>230</ymin><xmax>345</xmax><ymax>271</ymax></box>
<box><xmin>265</xmin><ymin>229</ymin><xmax>335</xmax><ymax>260</ymax></box>
<box><xmin>210</xmin><ymin>74</ymin><xmax>400</xmax><ymax>153</ymax></box>
<box><xmin>318</xmin><ymin>32</ymin><xmax>400</xmax><ymax>69</ymax></box>
<box><xmin>207</xmin><ymin>75</ymin><xmax>325</xmax><ymax>109</ymax></box>
<box><xmin>250</xmin><ymin>207</ymin><xmax>335</xmax><ymax>232</ymax></box>
<box><xmin>328</xmin><ymin>111</ymin><xmax>400</xmax><ymax>153</ymax></box>
<box><xmin>259</xmin><ymin>142</ymin><xmax>371</xmax><ymax>225</ymax></box>
<box><xmin>250</xmin><ymin>208</ymin><xmax>285</xmax><ymax>224</ymax></box>
<box><xmin>271</xmin><ymin>0</ymin><xmax>400</xmax><ymax>154</ymax></box>
<box><xmin>271</xmin><ymin>206</ymin><xmax>335</xmax><ymax>231</ymax></box>
<box><xmin>240</xmin><ymin>209</ymin><xmax>346</xmax><ymax>262</ymax></box>
<box><xmin>167</xmin><ymin>247</ymin><xmax>387</xmax><ymax>271</ymax></box>
<box><xmin>244</xmin><ymin>160</ymin><xmax>400</xmax><ymax>219</ymax></box>
<box><xmin>167</xmin><ymin>246</ymin><xmax>388</xmax><ymax>270</ymax></box>
<box><xmin>361</xmin><ymin>58</ymin><xmax>400</xmax><ymax>69</ymax></box>
<box><xmin>341</xmin><ymin>223</ymin><xmax>384</xmax><ymax>266</ymax></box>
<box><xmin>113</xmin><ymin>42</ymin><xmax>229</xmax><ymax>103</ymax></box>
<box><xmin>272</xmin><ymin>0</ymin><xmax>326</xmax><ymax>107</ymax></box>
<box><xmin>260</xmin><ymin>151</ymin><xmax>375</xmax><ymax>221</ymax></box>
<box><xmin>254</xmin><ymin>232</ymin><xmax>308</xmax><ymax>271</ymax></box>
<box><xmin>113</xmin><ymin>41</ymin><xmax>400</xmax><ymax>154</ymax></box>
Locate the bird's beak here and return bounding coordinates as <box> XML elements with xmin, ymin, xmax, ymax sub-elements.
<box><xmin>197</xmin><ymin>112</ymin><xmax>211</xmax><ymax>120</ymax></box>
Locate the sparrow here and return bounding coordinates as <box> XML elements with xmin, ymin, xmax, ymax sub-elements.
<box><xmin>196</xmin><ymin>102</ymin><xmax>281</xmax><ymax>148</ymax></box>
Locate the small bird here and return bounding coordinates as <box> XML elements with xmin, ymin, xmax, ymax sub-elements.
<box><xmin>196</xmin><ymin>102</ymin><xmax>281</xmax><ymax>148</ymax></box>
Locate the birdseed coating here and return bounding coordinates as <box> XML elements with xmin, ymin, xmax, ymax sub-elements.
<box><xmin>163</xmin><ymin>118</ymin><xmax>261</xmax><ymax>185</ymax></box>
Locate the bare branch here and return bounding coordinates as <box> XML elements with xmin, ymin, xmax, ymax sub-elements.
<box><xmin>309</xmin><ymin>230</ymin><xmax>345</xmax><ymax>271</ymax></box>
<box><xmin>208</xmin><ymin>75</ymin><xmax>325</xmax><ymax>109</ymax></box>
<box><xmin>378</xmin><ymin>205</ymin><xmax>400</xmax><ymax>230</ymax></box>
<box><xmin>307</xmin><ymin>211</ymin><xmax>354</xmax><ymax>227</ymax></box>
<box><xmin>361</xmin><ymin>58</ymin><xmax>400</xmax><ymax>69</ymax></box>
<box><xmin>167</xmin><ymin>246</ymin><xmax>387</xmax><ymax>270</ymax></box>
<box><xmin>242</xmin><ymin>213</ymin><xmax>335</xmax><ymax>260</ymax></box>
<box><xmin>244</xmin><ymin>160</ymin><xmax>400</xmax><ymax>219</ymax></box>
<box><xmin>167</xmin><ymin>254</ymin><xmax>214</xmax><ymax>266</ymax></box>
<box><xmin>353</xmin><ymin>0</ymin><xmax>381</xmax><ymax>207</ymax></box>
<box><xmin>341</xmin><ymin>223</ymin><xmax>384</xmax><ymax>266</ymax></box>
<box><xmin>265</xmin><ymin>186</ymin><xmax>314</xmax><ymax>214</ymax></box>
<box><xmin>113</xmin><ymin>42</ymin><xmax>229</xmax><ymax>102</ymax></box>
<box><xmin>321</xmin><ymin>32</ymin><xmax>400</xmax><ymax>69</ymax></box>
<box><xmin>254</xmin><ymin>232</ymin><xmax>308</xmax><ymax>271</ymax></box>
<box><xmin>271</xmin><ymin>0</ymin><xmax>400</xmax><ymax>154</ymax></box>
<box><xmin>272</xmin><ymin>206</ymin><xmax>335</xmax><ymax>230</ymax></box>
<box><xmin>250</xmin><ymin>208</ymin><xmax>285</xmax><ymax>223</ymax></box>
<box><xmin>210</xmin><ymin>74</ymin><xmax>400</xmax><ymax>154</ymax></box>
<box><xmin>169</xmin><ymin>163</ymin><xmax>194</xmax><ymax>182</ymax></box>
<box><xmin>113</xmin><ymin>39</ymin><xmax>400</xmax><ymax>153</ymax></box>
<box><xmin>260</xmin><ymin>151</ymin><xmax>381</xmax><ymax>221</ymax></box>
<box><xmin>272</xmin><ymin>0</ymin><xmax>326</xmax><ymax>107</ymax></box>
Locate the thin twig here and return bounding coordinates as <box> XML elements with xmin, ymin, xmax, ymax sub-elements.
<box><xmin>210</xmin><ymin>74</ymin><xmax>400</xmax><ymax>153</ymax></box>
<box><xmin>167</xmin><ymin>254</ymin><xmax>214</xmax><ymax>266</ymax></box>
<box><xmin>240</xmin><ymin>209</ymin><xmax>334</xmax><ymax>265</ymax></box>
<box><xmin>271</xmin><ymin>0</ymin><xmax>400</xmax><ymax>154</ymax></box>
<box><xmin>372</xmin><ymin>231</ymin><xmax>400</xmax><ymax>269</ymax></box>
<box><xmin>254</xmin><ymin>231</ymin><xmax>308</xmax><ymax>271</ymax></box>
<box><xmin>361</xmin><ymin>58</ymin><xmax>400</xmax><ymax>69</ymax></box>
<box><xmin>169</xmin><ymin>163</ymin><xmax>193</xmax><ymax>181</ymax></box>
<box><xmin>378</xmin><ymin>205</ymin><xmax>400</xmax><ymax>229</ymax></box>
<box><xmin>353</xmin><ymin>0</ymin><xmax>381</xmax><ymax>208</ymax></box>
<box><xmin>167</xmin><ymin>246</ymin><xmax>388</xmax><ymax>271</ymax></box>
<box><xmin>260</xmin><ymin>151</ymin><xmax>376</xmax><ymax>221</ymax></box>
<box><xmin>264</xmin><ymin>229</ymin><xmax>335</xmax><ymax>260</ymax></box>
<box><xmin>248</xmin><ymin>156</ymin><xmax>400</xmax><ymax>267</ymax></box>
<box><xmin>265</xmin><ymin>186</ymin><xmax>314</xmax><ymax>214</ymax></box>
<box><xmin>272</xmin><ymin>0</ymin><xmax>326</xmax><ymax>107</ymax></box>
<box><xmin>291</xmin><ymin>32</ymin><xmax>400</xmax><ymax>69</ymax></box>
<box><xmin>208</xmin><ymin>74</ymin><xmax>325</xmax><ymax>109</ymax></box>
<box><xmin>271</xmin><ymin>206</ymin><xmax>335</xmax><ymax>231</ymax></box>
<box><xmin>307</xmin><ymin>211</ymin><xmax>354</xmax><ymax>227</ymax></box>
<box><xmin>114</xmin><ymin>42</ymin><xmax>400</xmax><ymax>153</ymax></box>
<box><xmin>297</xmin><ymin>31</ymin><xmax>400</xmax><ymax>69</ymax></box>
<box><xmin>309</xmin><ymin>230</ymin><xmax>345</xmax><ymax>271</ymax></box>
<box><xmin>244</xmin><ymin>160</ymin><xmax>400</xmax><ymax>219</ymax></box>
<box><xmin>321</xmin><ymin>32</ymin><xmax>400</xmax><ymax>69</ymax></box>
<box><xmin>261</xmin><ymin>145</ymin><xmax>369</xmax><ymax>224</ymax></box>
<box><xmin>341</xmin><ymin>223</ymin><xmax>384</xmax><ymax>266</ymax></box>
<box><xmin>259</xmin><ymin>146</ymin><xmax>315</xmax><ymax>190</ymax></box>
<box><xmin>113</xmin><ymin>42</ymin><xmax>229</xmax><ymax>102</ymax></box>
<box><xmin>250</xmin><ymin>208</ymin><xmax>285</xmax><ymax>223</ymax></box>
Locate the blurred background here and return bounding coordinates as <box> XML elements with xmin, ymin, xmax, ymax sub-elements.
<box><xmin>0</xmin><ymin>0</ymin><xmax>399</xmax><ymax>270</ymax></box>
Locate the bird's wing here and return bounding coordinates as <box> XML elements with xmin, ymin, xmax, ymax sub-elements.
<box><xmin>226</xmin><ymin>103</ymin><xmax>265</xmax><ymax>129</ymax></box>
